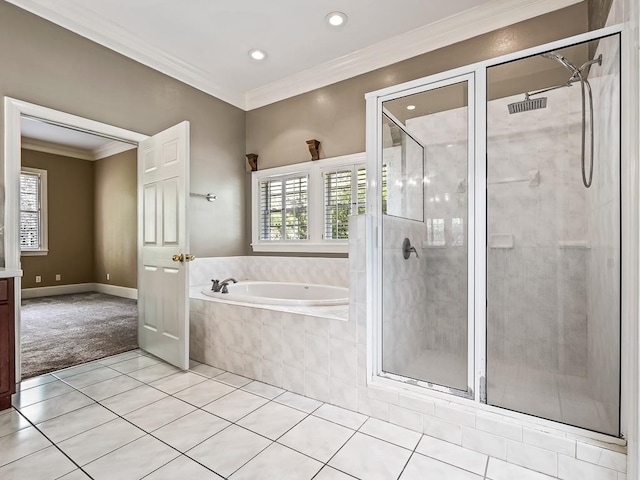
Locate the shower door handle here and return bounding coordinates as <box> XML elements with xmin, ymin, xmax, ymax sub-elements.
<box><xmin>402</xmin><ymin>238</ymin><xmax>419</xmax><ymax>259</ymax></box>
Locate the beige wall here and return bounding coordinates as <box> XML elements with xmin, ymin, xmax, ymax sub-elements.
<box><xmin>21</xmin><ymin>149</ymin><xmax>94</xmax><ymax>288</ymax></box>
<box><xmin>94</xmin><ymin>149</ymin><xmax>137</xmax><ymax>288</ymax></box>
<box><xmin>244</xmin><ymin>3</ymin><xmax>589</xmax><ymax>253</ymax></box>
<box><xmin>0</xmin><ymin>1</ymin><xmax>246</xmax><ymax>264</ymax></box>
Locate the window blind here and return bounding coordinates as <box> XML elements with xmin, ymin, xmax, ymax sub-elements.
<box><xmin>324</xmin><ymin>169</ymin><xmax>353</xmax><ymax>240</ymax></box>
<box><xmin>20</xmin><ymin>172</ymin><xmax>40</xmax><ymax>249</ymax></box>
<box><xmin>259</xmin><ymin>175</ymin><xmax>308</xmax><ymax>241</ymax></box>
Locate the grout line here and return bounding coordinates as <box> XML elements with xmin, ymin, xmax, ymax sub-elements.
<box><xmin>484</xmin><ymin>455</ymin><xmax>490</xmax><ymax>478</ymax></box>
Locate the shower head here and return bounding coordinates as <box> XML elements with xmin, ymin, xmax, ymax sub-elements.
<box><xmin>508</xmin><ymin>94</ymin><xmax>547</xmax><ymax>114</ymax></box>
<box><xmin>541</xmin><ymin>51</ymin><xmax>580</xmax><ymax>76</ymax></box>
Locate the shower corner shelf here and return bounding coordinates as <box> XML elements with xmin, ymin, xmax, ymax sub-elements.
<box><xmin>558</xmin><ymin>240</ymin><xmax>591</xmax><ymax>249</ymax></box>
<box><xmin>488</xmin><ymin>169</ymin><xmax>539</xmax><ymax>187</ymax></box>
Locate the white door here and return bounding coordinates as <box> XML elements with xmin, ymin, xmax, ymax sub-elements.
<box><xmin>138</xmin><ymin>121</ymin><xmax>191</xmax><ymax>369</ymax></box>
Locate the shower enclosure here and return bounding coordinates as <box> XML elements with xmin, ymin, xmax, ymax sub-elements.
<box><xmin>366</xmin><ymin>29</ymin><xmax>621</xmax><ymax>436</ymax></box>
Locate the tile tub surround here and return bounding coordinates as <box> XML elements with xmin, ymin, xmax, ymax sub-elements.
<box><xmin>2</xmin><ymin>350</ymin><xmax>627</xmax><ymax>480</ymax></box>
<box><xmin>189</xmin><ymin>256</ymin><xmax>349</xmax><ymax>288</ymax></box>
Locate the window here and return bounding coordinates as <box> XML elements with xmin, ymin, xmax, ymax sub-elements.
<box><xmin>20</xmin><ymin>167</ymin><xmax>48</xmax><ymax>255</ymax></box>
<box><xmin>259</xmin><ymin>175</ymin><xmax>308</xmax><ymax>241</ymax></box>
<box><xmin>252</xmin><ymin>152</ymin><xmax>366</xmax><ymax>253</ymax></box>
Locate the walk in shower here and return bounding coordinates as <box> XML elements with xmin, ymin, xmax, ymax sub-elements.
<box><xmin>367</xmin><ymin>31</ymin><xmax>621</xmax><ymax>436</ymax></box>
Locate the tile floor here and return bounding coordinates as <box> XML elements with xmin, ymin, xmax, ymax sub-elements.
<box><xmin>2</xmin><ymin>350</ymin><xmax>562</xmax><ymax>479</ymax></box>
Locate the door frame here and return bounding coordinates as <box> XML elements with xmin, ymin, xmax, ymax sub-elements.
<box><xmin>365</xmin><ymin>23</ymin><xmax>631</xmax><ymax>441</ymax></box>
<box><xmin>4</xmin><ymin>97</ymin><xmax>149</xmax><ymax>382</ymax></box>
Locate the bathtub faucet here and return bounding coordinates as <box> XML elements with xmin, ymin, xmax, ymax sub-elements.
<box><xmin>211</xmin><ymin>278</ymin><xmax>237</xmax><ymax>294</ymax></box>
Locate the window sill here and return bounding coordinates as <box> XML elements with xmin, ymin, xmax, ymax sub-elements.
<box><xmin>251</xmin><ymin>242</ymin><xmax>348</xmax><ymax>254</ymax></box>
<box><xmin>21</xmin><ymin>249</ymin><xmax>49</xmax><ymax>257</ymax></box>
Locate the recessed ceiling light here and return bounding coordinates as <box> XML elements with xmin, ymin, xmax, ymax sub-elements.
<box><xmin>249</xmin><ymin>49</ymin><xmax>267</xmax><ymax>61</ymax></box>
<box><xmin>326</xmin><ymin>11</ymin><xmax>347</xmax><ymax>27</ymax></box>
<box><xmin>406</xmin><ymin>105</ymin><xmax>416</xmax><ymax>110</ymax></box>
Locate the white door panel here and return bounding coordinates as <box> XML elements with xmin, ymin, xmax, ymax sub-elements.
<box><xmin>138</xmin><ymin>121</ymin><xmax>190</xmax><ymax>369</ymax></box>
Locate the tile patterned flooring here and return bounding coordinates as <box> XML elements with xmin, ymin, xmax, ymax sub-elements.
<box><xmin>2</xmin><ymin>350</ymin><xmax>562</xmax><ymax>479</ymax></box>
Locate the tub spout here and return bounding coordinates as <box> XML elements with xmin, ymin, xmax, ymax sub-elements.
<box><xmin>219</xmin><ymin>278</ymin><xmax>238</xmax><ymax>294</ymax></box>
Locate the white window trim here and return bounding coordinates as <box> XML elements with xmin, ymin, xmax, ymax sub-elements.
<box><xmin>251</xmin><ymin>152</ymin><xmax>365</xmax><ymax>253</ymax></box>
<box><xmin>20</xmin><ymin>166</ymin><xmax>48</xmax><ymax>256</ymax></box>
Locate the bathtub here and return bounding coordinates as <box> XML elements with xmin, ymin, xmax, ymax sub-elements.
<box><xmin>200</xmin><ymin>280</ymin><xmax>348</xmax><ymax>306</ymax></box>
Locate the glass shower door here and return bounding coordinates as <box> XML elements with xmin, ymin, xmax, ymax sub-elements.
<box><xmin>380</xmin><ymin>78</ymin><xmax>472</xmax><ymax>394</ymax></box>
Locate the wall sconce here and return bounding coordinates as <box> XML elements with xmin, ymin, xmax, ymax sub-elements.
<box><xmin>246</xmin><ymin>153</ymin><xmax>258</xmax><ymax>171</ymax></box>
<box><xmin>306</xmin><ymin>139</ymin><xmax>321</xmax><ymax>161</ymax></box>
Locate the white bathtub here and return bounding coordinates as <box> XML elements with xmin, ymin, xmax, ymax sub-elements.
<box><xmin>200</xmin><ymin>280</ymin><xmax>349</xmax><ymax>306</ymax></box>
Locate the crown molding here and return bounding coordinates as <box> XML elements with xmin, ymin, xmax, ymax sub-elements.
<box><xmin>8</xmin><ymin>0</ymin><xmax>581</xmax><ymax>112</ymax></box>
<box><xmin>6</xmin><ymin>0</ymin><xmax>247</xmax><ymax>109</ymax></box>
<box><xmin>21</xmin><ymin>137</ymin><xmax>135</xmax><ymax>160</ymax></box>
<box><xmin>21</xmin><ymin>137</ymin><xmax>94</xmax><ymax>160</ymax></box>
<box><xmin>244</xmin><ymin>0</ymin><xmax>582</xmax><ymax>110</ymax></box>
<box><xmin>93</xmin><ymin>141</ymin><xmax>136</xmax><ymax>160</ymax></box>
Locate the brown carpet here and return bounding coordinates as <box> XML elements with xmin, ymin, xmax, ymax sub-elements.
<box><xmin>21</xmin><ymin>292</ymin><xmax>138</xmax><ymax>378</ymax></box>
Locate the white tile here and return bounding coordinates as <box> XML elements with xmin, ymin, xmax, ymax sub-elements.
<box><xmin>231</xmin><ymin>442</ymin><xmax>322</xmax><ymax>480</ymax></box>
<box><xmin>187</xmin><ymin>424</ymin><xmax>270</xmax><ymax>478</ymax></box>
<box><xmin>18</xmin><ymin>374</ymin><xmax>57</xmax><ymax>391</ymax></box>
<box><xmin>398</xmin><ymin>392</ymin><xmax>436</xmax><ymax>415</ymax></box>
<box><xmin>329</xmin><ymin>339</ymin><xmax>357</xmax><ymax>383</ymax></box>
<box><xmin>100</xmin><ymin>385</ymin><xmax>167</xmax><ymax>415</ymax></box>
<box><xmin>215</xmin><ymin>372</ymin><xmax>252</xmax><ymax>388</ymax></box>
<box><xmin>108</xmin><ymin>355</ymin><xmax>159</xmax><ymax>373</ymax></box>
<box><xmin>487</xmin><ymin>457</ymin><xmax>556</xmax><ymax>480</ymax></box>
<box><xmin>173</xmin><ymin>380</ymin><xmax>235</xmax><ymax>407</ymax></box>
<box><xmin>0</xmin><ymin>445</ymin><xmax>76</xmax><ymax>480</ymax></box>
<box><xmin>389</xmin><ymin>404</ymin><xmax>423</xmax><ymax>433</ymax></box>
<box><xmin>314</xmin><ymin>466</ymin><xmax>357</xmax><ymax>479</ymax></box>
<box><xmin>401</xmin><ymin>453</ymin><xmax>482</xmax><ymax>480</ymax></box>
<box><xmin>306</xmin><ymin>333</ymin><xmax>329</xmax><ymax>375</ymax></box>
<box><xmin>237</xmin><ymin>402</ymin><xmax>307</xmax><ymax>440</ymax></box>
<box><xmin>577</xmin><ymin>442</ymin><xmax>627</xmax><ymax>473</ymax></box>
<box><xmin>507</xmin><ymin>439</ymin><xmax>558</xmax><ymax>477</ymax></box>
<box><xmin>462</xmin><ymin>426</ymin><xmax>507</xmax><ymax>459</ymax></box>
<box><xmin>476</xmin><ymin>413</ymin><xmax>522</xmax><ymax>441</ymax></box>
<box><xmin>150</xmin><ymin>371</ymin><xmax>208</xmax><ymax>394</ymax></box>
<box><xmin>558</xmin><ymin>453</ymin><xmax>618</xmax><ymax>480</ymax></box>
<box><xmin>61</xmin><ymin>367</ymin><xmax>122</xmax><ymax>389</ymax></box>
<box><xmin>36</xmin><ymin>403</ymin><xmax>118</xmax><ymax>443</ymax></box>
<box><xmin>190</xmin><ymin>363</ymin><xmax>225</xmax><ymax>378</ymax></box>
<box><xmin>0</xmin><ymin>409</ymin><xmax>29</xmax><ymax>437</ymax></box>
<box><xmin>329</xmin><ymin>377</ymin><xmax>358</xmax><ymax>411</ymax></box>
<box><xmin>242</xmin><ymin>380</ymin><xmax>285</xmax><ymax>399</ymax></box>
<box><xmin>58</xmin><ymin>469</ymin><xmax>93</xmax><ymax>480</ymax></box>
<box><xmin>329</xmin><ymin>432</ymin><xmax>412</xmax><ymax>480</ymax></box>
<box><xmin>97</xmin><ymin>351</ymin><xmax>141</xmax><ymax>366</ymax></box>
<box><xmin>422</xmin><ymin>415</ymin><xmax>462</xmax><ymax>445</ymax></box>
<box><xmin>435</xmin><ymin>403</ymin><xmax>475</xmax><ymax>428</ymax></box>
<box><xmin>153</xmin><ymin>410</ymin><xmax>230</xmax><ymax>452</ymax></box>
<box><xmin>0</xmin><ymin>426</ymin><xmax>51</xmax><ymax>466</ymax></box>
<box><xmin>79</xmin><ymin>375</ymin><xmax>144</xmax><ymax>401</ymax></box>
<box><xmin>523</xmin><ymin>427</ymin><xmax>576</xmax><ymax>456</ymax></box>
<box><xmin>417</xmin><ymin>435</ymin><xmax>488</xmax><ymax>476</ymax></box>
<box><xmin>279</xmin><ymin>415</ymin><xmax>354</xmax><ymax>463</ymax></box>
<box><xmin>274</xmin><ymin>391</ymin><xmax>322</xmax><ymax>413</ymax></box>
<box><xmin>57</xmin><ymin>418</ymin><xmax>145</xmax><ymax>466</ymax></box>
<box><xmin>124</xmin><ymin>396</ymin><xmax>196</xmax><ymax>432</ymax></box>
<box><xmin>53</xmin><ymin>362</ymin><xmax>103</xmax><ymax>379</ymax></box>
<box><xmin>12</xmin><ymin>380</ymin><xmax>75</xmax><ymax>408</ymax></box>
<box><xmin>127</xmin><ymin>363</ymin><xmax>180</xmax><ymax>383</ymax></box>
<box><xmin>282</xmin><ymin>365</ymin><xmax>305</xmax><ymax>395</ymax></box>
<box><xmin>18</xmin><ymin>391</ymin><xmax>94</xmax><ymax>424</ymax></box>
<box><xmin>305</xmin><ymin>371</ymin><xmax>330</xmax><ymax>402</ymax></box>
<box><xmin>203</xmin><ymin>389</ymin><xmax>269</xmax><ymax>422</ymax></box>
<box><xmin>145</xmin><ymin>455</ymin><xmax>224</xmax><ymax>480</ymax></box>
<box><xmin>83</xmin><ymin>435</ymin><xmax>179</xmax><ymax>480</ymax></box>
<box><xmin>314</xmin><ymin>404</ymin><xmax>368</xmax><ymax>430</ymax></box>
<box><xmin>360</xmin><ymin>418</ymin><xmax>421</xmax><ymax>450</ymax></box>
<box><xmin>366</xmin><ymin>385</ymin><xmax>399</xmax><ymax>405</ymax></box>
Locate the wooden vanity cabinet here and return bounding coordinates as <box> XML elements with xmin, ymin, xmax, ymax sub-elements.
<box><xmin>0</xmin><ymin>278</ymin><xmax>15</xmax><ymax>410</ymax></box>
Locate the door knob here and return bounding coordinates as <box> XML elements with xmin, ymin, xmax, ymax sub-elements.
<box><xmin>172</xmin><ymin>254</ymin><xmax>184</xmax><ymax>263</ymax></box>
<box><xmin>185</xmin><ymin>254</ymin><xmax>195</xmax><ymax>262</ymax></box>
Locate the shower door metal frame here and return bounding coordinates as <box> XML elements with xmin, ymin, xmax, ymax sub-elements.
<box><xmin>365</xmin><ymin>23</ymin><xmax>629</xmax><ymax>436</ymax></box>
<box><xmin>367</xmin><ymin>71</ymin><xmax>478</xmax><ymax>400</ymax></box>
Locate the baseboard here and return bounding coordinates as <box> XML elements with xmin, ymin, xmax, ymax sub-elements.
<box><xmin>94</xmin><ymin>283</ymin><xmax>138</xmax><ymax>300</ymax></box>
<box><xmin>22</xmin><ymin>283</ymin><xmax>138</xmax><ymax>300</ymax></box>
<box><xmin>21</xmin><ymin>283</ymin><xmax>95</xmax><ymax>299</ymax></box>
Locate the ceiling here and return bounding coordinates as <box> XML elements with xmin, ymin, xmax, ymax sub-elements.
<box><xmin>8</xmin><ymin>0</ymin><xmax>581</xmax><ymax>110</ymax></box>
<box><xmin>21</xmin><ymin>117</ymin><xmax>135</xmax><ymax>160</ymax></box>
